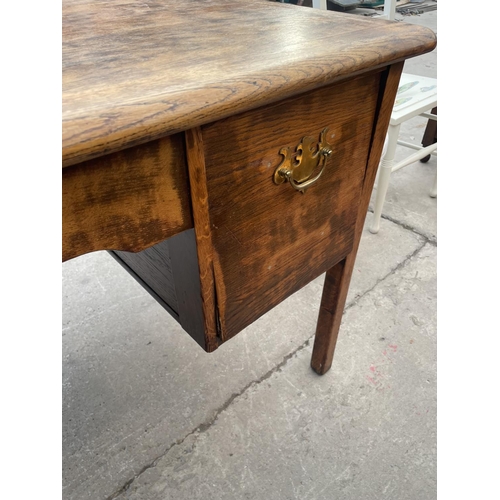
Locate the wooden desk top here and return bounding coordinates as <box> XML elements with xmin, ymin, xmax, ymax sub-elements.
<box><xmin>62</xmin><ymin>0</ymin><xmax>436</xmax><ymax>167</ymax></box>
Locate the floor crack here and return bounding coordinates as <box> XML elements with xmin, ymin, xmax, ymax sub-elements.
<box><xmin>367</xmin><ymin>208</ymin><xmax>437</xmax><ymax>243</ymax></box>
<box><xmin>106</xmin><ymin>241</ymin><xmax>433</xmax><ymax>499</ymax></box>
<box><xmin>105</xmin><ymin>338</ymin><xmax>314</xmax><ymax>499</ymax></box>
<box><xmin>346</xmin><ymin>239</ymin><xmax>429</xmax><ymax>312</ymax></box>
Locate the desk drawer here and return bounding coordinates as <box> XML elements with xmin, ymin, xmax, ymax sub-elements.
<box><xmin>200</xmin><ymin>71</ymin><xmax>382</xmax><ymax>342</ymax></box>
<box><xmin>112</xmin><ymin>71</ymin><xmax>385</xmax><ymax>352</ymax></box>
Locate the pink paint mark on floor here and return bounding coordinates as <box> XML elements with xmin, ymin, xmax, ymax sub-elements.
<box><xmin>366</xmin><ymin>375</ymin><xmax>377</xmax><ymax>385</ymax></box>
<box><xmin>388</xmin><ymin>344</ymin><xmax>398</xmax><ymax>352</ymax></box>
<box><xmin>370</xmin><ymin>365</ymin><xmax>376</xmax><ymax>373</ymax></box>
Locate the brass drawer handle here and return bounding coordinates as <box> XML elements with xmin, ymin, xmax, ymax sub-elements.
<box><xmin>273</xmin><ymin>128</ymin><xmax>334</xmax><ymax>193</ymax></box>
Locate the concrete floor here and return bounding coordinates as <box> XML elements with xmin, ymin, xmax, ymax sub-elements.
<box><xmin>62</xmin><ymin>9</ymin><xmax>437</xmax><ymax>500</ymax></box>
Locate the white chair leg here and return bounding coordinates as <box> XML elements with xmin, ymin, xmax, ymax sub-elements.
<box><xmin>373</xmin><ymin>133</ymin><xmax>389</xmax><ymax>189</ymax></box>
<box><xmin>383</xmin><ymin>0</ymin><xmax>397</xmax><ymax>20</ymax></box>
<box><xmin>370</xmin><ymin>123</ymin><xmax>400</xmax><ymax>234</ymax></box>
<box><xmin>429</xmin><ymin>171</ymin><xmax>437</xmax><ymax>198</ymax></box>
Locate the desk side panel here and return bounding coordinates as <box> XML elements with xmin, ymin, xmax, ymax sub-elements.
<box><xmin>200</xmin><ymin>71</ymin><xmax>383</xmax><ymax>341</ymax></box>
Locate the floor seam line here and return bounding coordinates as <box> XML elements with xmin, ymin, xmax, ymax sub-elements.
<box><xmin>105</xmin><ymin>241</ymin><xmax>431</xmax><ymax>499</ymax></box>
<box><xmin>367</xmin><ymin>208</ymin><xmax>437</xmax><ymax>242</ymax></box>
<box><xmin>105</xmin><ymin>336</ymin><xmax>315</xmax><ymax>499</ymax></box>
<box><xmin>346</xmin><ymin>239</ymin><xmax>429</xmax><ymax>311</ymax></box>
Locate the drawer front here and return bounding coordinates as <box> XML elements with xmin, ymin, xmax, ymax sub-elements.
<box><xmin>201</xmin><ymin>71</ymin><xmax>382</xmax><ymax>341</ymax></box>
<box><xmin>62</xmin><ymin>134</ymin><xmax>193</xmax><ymax>261</ymax></box>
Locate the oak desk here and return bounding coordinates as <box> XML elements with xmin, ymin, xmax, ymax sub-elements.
<box><xmin>62</xmin><ymin>0</ymin><xmax>436</xmax><ymax>374</ymax></box>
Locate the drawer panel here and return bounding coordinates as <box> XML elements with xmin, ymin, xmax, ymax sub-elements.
<box><xmin>201</xmin><ymin>71</ymin><xmax>382</xmax><ymax>340</ymax></box>
<box><xmin>62</xmin><ymin>134</ymin><xmax>193</xmax><ymax>261</ymax></box>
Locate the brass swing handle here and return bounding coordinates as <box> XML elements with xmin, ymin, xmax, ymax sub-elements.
<box><xmin>273</xmin><ymin>128</ymin><xmax>334</xmax><ymax>193</ymax></box>
<box><xmin>278</xmin><ymin>147</ymin><xmax>332</xmax><ymax>192</ymax></box>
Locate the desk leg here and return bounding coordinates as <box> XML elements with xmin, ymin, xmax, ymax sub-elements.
<box><xmin>311</xmin><ymin>62</ymin><xmax>406</xmax><ymax>375</ymax></box>
<box><xmin>311</xmin><ymin>255</ymin><xmax>354</xmax><ymax>375</ymax></box>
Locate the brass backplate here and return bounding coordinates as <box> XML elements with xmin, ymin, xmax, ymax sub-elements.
<box><xmin>273</xmin><ymin>128</ymin><xmax>333</xmax><ymax>190</ymax></box>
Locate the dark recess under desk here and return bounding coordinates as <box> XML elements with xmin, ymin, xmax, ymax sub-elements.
<box><xmin>111</xmin><ymin>229</ymin><xmax>206</xmax><ymax>349</ymax></box>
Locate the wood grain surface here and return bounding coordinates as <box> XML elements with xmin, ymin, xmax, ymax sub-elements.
<box><xmin>185</xmin><ymin>127</ymin><xmax>220</xmax><ymax>352</ymax></box>
<box><xmin>112</xmin><ymin>241</ymin><xmax>179</xmax><ymax>316</ymax></box>
<box><xmin>62</xmin><ymin>0</ymin><xmax>436</xmax><ymax>167</ymax></box>
<box><xmin>62</xmin><ymin>134</ymin><xmax>193</xmax><ymax>261</ymax></box>
<box><xmin>311</xmin><ymin>62</ymin><xmax>405</xmax><ymax>375</ymax></box>
<box><xmin>201</xmin><ymin>71</ymin><xmax>382</xmax><ymax>341</ymax></box>
<box><xmin>310</xmin><ymin>257</ymin><xmax>348</xmax><ymax>374</ymax></box>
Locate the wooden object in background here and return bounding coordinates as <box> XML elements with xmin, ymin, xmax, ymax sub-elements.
<box><xmin>421</xmin><ymin>106</ymin><xmax>437</xmax><ymax>163</ymax></box>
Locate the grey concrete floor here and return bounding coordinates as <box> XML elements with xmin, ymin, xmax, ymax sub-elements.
<box><xmin>62</xmin><ymin>9</ymin><xmax>437</xmax><ymax>500</ymax></box>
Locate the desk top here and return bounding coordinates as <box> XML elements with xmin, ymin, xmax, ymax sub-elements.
<box><xmin>62</xmin><ymin>0</ymin><xmax>436</xmax><ymax>167</ymax></box>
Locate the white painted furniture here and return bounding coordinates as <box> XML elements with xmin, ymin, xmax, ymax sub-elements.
<box><xmin>369</xmin><ymin>73</ymin><xmax>437</xmax><ymax>233</ymax></box>
<box><xmin>313</xmin><ymin>0</ymin><xmax>437</xmax><ymax>234</ymax></box>
<box><xmin>367</xmin><ymin>0</ymin><xmax>437</xmax><ymax>233</ymax></box>
<box><xmin>379</xmin><ymin>0</ymin><xmax>397</xmax><ymax>20</ymax></box>
<box><xmin>312</xmin><ymin>0</ymin><xmax>328</xmax><ymax>9</ymax></box>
